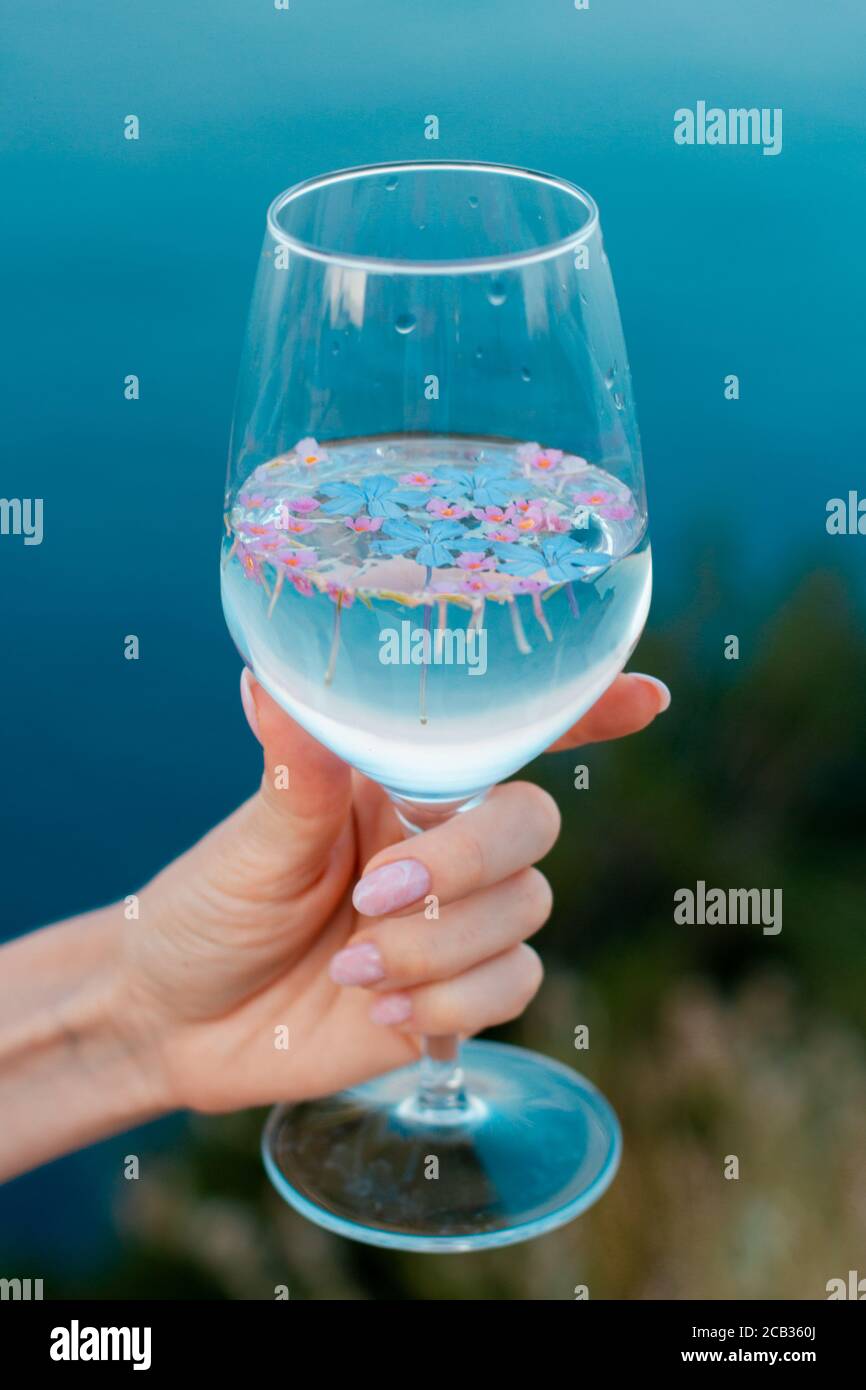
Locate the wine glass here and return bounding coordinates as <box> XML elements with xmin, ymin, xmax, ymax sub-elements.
<box><xmin>222</xmin><ymin>161</ymin><xmax>651</xmax><ymax>1251</ymax></box>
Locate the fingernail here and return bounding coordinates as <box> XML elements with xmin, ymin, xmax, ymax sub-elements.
<box><xmin>370</xmin><ymin>993</ymin><xmax>413</xmax><ymax>1026</ymax></box>
<box><xmin>352</xmin><ymin>859</ymin><xmax>431</xmax><ymax>916</ymax></box>
<box><xmin>631</xmin><ymin>673</ymin><xmax>671</xmax><ymax>712</ymax></box>
<box><xmin>329</xmin><ymin>942</ymin><xmax>385</xmax><ymax>987</ymax></box>
<box><xmin>240</xmin><ymin>667</ymin><xmax>262</xmax><ymax>743</ymax></box>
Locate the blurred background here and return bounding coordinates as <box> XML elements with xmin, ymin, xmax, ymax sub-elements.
<box><xmin>1</xmin><ymin>0</ymin><xmax>865</xmax><ymax>1299</ymax></box>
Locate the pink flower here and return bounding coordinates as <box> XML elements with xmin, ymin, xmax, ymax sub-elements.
<box><xmin>573</xmin><ymin>489</ymin><xmax>634</xmax><ymax>521</ymax></box>
<box><xmin>512</xmin><ymin>511</ymin><xmax>545</xmax><ymax>533</ymax></box>
<box><xmin>294</xmin><ymin>436</ymin><xmax>328</xmax><ymax>467</ymax></box>
<box><xmin>471</xmin><ymin>504</ymin><xmax>514</xmax><ymax>524</ymax></box>
<box><xmin>288</xmin><ymin>573</ymin><xmax>314</xmax><ymax>597</ymax></box>
<box><xmin>511</xmin><ymin>576</ymin><xmax>547</xmax><ymax>595</ymax></box>
<box><xmin>537</xmin><ymin>511</ymin><xmax>571</xmax><ymax>533</ymax></box>
<box><xmin>344</xmin><ymin>515</ymin><xmax>384</xmax><ymax>532</ymax></box>
<box><xmin>399</xmin><ymin>471</ymin><xmax>437</xmax><ymax>488</ymax></box>
<box><xmin>279</xmin><ymin>547</ymin><xmax>318</xmax><ymax>572</ymax></box>
<box><xmin>238</xmin><ymin>491</ymin><xmax>268</xmax><ymax>509</ymax></box>
<box><xmin>427</xmin><ymin>498</ymin><xmax>469</xmax><ymax>520</ymax></box>
<box><xmin>456</xmin><ymin>552</ymin><xmax>495</xmax><ymax>571</ymax></box>
<box><xmin>276</xmin><ymin>506</ymin><xmax>316</xmax><ymax>535</ymax></box>
<box><xmin>237</xmin><ymin>541</ymin><xmax>264</xmax><ymax>584</ymax></box>
<box><xmin>486</xmin><ymin>525</ymin><xmax>519</xmax><ymax>542</ymax></box>
<box><xmin>573</xmin><ymin>489</ymin><xmax>616</xmax><ymax>507</ymax></box>
<box><xmin>516</xmin><ymin>442</ymin><xmax>564</xmax><ymax>474</ymax></box>
<box><xmin>236</xmin><ymin>519</ymin><xmax>275</xmax><ymax>540</ymax></box>
<box><xmin>326</xmin><ymin>583</ymin><xmax>355</xmax><ymax>607</ymax></box>
<box><xmin>458</xmin><ymin>574</ymin><xmax>500</xmax><ymax>595</ymax></box>
<box><xmin>285</xmin><ymin>495</ymin><xmax>320</xmax><ymax>513</ymax></box>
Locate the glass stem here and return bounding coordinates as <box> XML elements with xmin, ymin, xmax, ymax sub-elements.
<box><xmin>388</xmin><ymin>790</ymin><xmax>489</xmax><ymax>1113</ymax></box>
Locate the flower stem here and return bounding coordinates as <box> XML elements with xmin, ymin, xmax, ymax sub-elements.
<box><xmin>508</xmin><ymin>597</ymin><xmax>532</xmax><ymax>654</ymax></box>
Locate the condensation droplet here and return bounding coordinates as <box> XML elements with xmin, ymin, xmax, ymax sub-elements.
<box><xmin>612</xmin><ymin>391</ymin><xmax>624</xmax><ymax>411</ymax></box>
<box><xmin>579</xmin><ymin>292</ymin><xmax>589</xmax><ymax>306</ymax></box>
<box><xmin>474</xmin><ymin>349</ymin><xmax>483</xmax><ymax>360</ymax></box>
<box><xmin>520</xmin><ymin>367</ymin><xmax>531</xmax><ymax>382</ymax></box>
<box><xmin>604</xmin><ymin>366</ymin><xmax>616</xmax><ymax>389</ymax></box>
<box><xmin>486</xmin><ymin>280</ymin><xmax>507</xmax><ymax>306</ymax></box>
<box><xmin>395</xmin><ymin>313</ymin><xmax>417</xmax><ymax>335</ymax></box>
<box><xmin>468</xmin><ymin>195</ymin><xmax>479</xmax><ymax>208</ymax></box>
<box><xmin>384</xmin><ymin>177</ymin><xmax>398</xmax><ymax>191</ymax></box>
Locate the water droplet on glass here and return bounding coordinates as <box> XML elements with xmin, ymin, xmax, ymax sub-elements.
<box><xmin>579</xmin><ymin>292</ymin><xmax>588</xmax><ymax>306</ymax></box>
<box><xmin>486</xmin><ymin>280</ymin><xmax>507</xmax><ymax>306</ymax></box>
<box><xmin>331</xmin><ymin>343</ymin><xmax>340</xmax><ymax>356</ymax></box>
<box><xmin>604</xmin><ymin>366</ymin><xmax>616</xmax><ymax>389</ymax></box>
<box><xmin>612</xmin><ymin>390</ymin><xmax>624</xmax><ymax>411</ymax></box>
<box><xmin>474</xmin><ymin>349</ymin><xmax>483</xmax><ymax>360</ymax></box>
<box><xmin>468</xmin><ymin>195</ymin><xmax>479</xmax><ymax>208</ymax></box>
<box><xmin>395</xmin><ymin>314</ymin><xmax>417</xmax><ymax>335</ymax></box>
<box><xmin>521</xmin><ymin>367</ymin><xmax>531</xmax><ymax>382</ymax></box>
<box><xmin>384</xmin><ymin>177</ymin><xmax>398</xmax><ymax>191</ymax></box>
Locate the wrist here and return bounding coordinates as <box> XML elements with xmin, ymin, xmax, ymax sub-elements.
<box><xmin>0</xmin><ymin>906</ymin><xmax>171</xmax><ymax>1181</ymax></box>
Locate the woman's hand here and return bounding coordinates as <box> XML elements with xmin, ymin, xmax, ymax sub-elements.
<box><xmin>120</xmin><ymin>670</ymin><xmax>669</xmax><ymax>1115</ymax></box>
<box><xmin>0</xmin><ymin>669</ymin><xmax>669</xmax><ymax>1180</ymax></box>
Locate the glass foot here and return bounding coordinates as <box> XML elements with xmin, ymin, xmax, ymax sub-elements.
<box><xmin>262</xmin><ymin>1040</ymin><xmax>621</xmax><ymax>1252</ymax></box>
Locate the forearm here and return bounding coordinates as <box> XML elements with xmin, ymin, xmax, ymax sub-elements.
<box><xmin>0</xmin><ymin>906</ymin><xmax>166</xmax><ymax>1182</ymax></box>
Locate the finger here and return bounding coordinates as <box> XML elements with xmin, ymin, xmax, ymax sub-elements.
<box><xmin>352</xmin><ymin>781</ymin><xmax>561</xmax><ymax>918</ymax></box>
<box><xmin>237</xmin><ymin>670</ymin><xmax>353</xmax><ymax>887</ymax></box>
<box><xmin>367</xmin><ymin>944</ymin><xmax>544</xmax><ymax>1034</ymax></box>
<box><xmin>330</xmin><ymin>867</ymin><xmax>552</xmax><ymax>990</ymax></box>
<box><xmin>546</xmin><ymin>671</ymin><xmax>670</xmax><ymax>752</ymax></box>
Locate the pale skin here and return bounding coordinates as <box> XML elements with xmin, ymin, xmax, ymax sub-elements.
<box><xmin>0</xmin><ymin>670</ymin><xmax>669</xmax><ymax>1182</ymax></box>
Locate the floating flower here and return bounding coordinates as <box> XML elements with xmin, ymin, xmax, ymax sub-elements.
<box><xmin>325</xmin><ymin>583</ymin><xmax>355</xmax><ymax>607</ymax></box>
<box><xmin>430</xmin><ymin>463</ymin><xmax>514</xmax><ymax>507</ymax></box>
<box><xmin>276</xmin><ymin>506</ymin><xmax>316</xmax><ymax>535</ymax></box>
<box><xmin>427</xmin><ymin>497</ymin><xmax>469</xmax><ymax>520</ymax></box>
<box><xmin>344</xmin><ymin>514</ymin><xmax>384</xmax><ymax>532</ymax></box>
<box><xmin>237</xmin><ymin>541</ymin><xmax>264</xmax><ymax>584</ymax></box>
<box><xmin>284</xmin><ymin>495</ymin><xmax>320</xmax><ymax>514</ymax></box>
<box><xmin>375</xmin><ymin>518</ymin><xmax>470</xmax><ymax>568</ymax></box>
<box><xmin>278</xmin><ymin>547</ymin><xmax>318</xmax><ymax>573</ymax></box>
<box><xmin>320</xmin><ymin>473</ymin><xmax>416</xmax><ymax>518</ymax></box>
<box><xmin>457</xmin><ymin>573</ymin><xmax>501</xmax><ymax>595</ymax></box>
<box><xmin>294</xmin><ymin>436</ymin><xmax>328</xmax><ymax>467</ymax></box>
<box><xmin>288</xmin><ymin>572</ymin><xmax>314</xmax><ymax>597</ymax></box>
<box><xmin>538</xmin><ymin>511</ymin><xmax>572</xmax><ymax>533</ymax></box>
<box><xmin>471</xmin><ymin>504</ymin><xmax>514</xmax><ymax>524</ymax></box>
<box><xmin>238</xmin><ymin>491</ymin><xmax>268</xmax><ymax>509</ymax></box>
<box><xmin>572</xmin><ymin>488</ymin><xmax>635</xmax><ymax>521</ymax></box>
<box><xmin>456</xmin><ymin>551</ymin><xmax>496</xmax><ymax>571</ymax></box>
<box><xmin>493</xmin><ymin>535</ymin><xmax>594</xmax><ymax>581</ymax></box>
<box><xmin>517</xmin><ymin>442</ymin><xmax>565</xmax><ymax>474</ymax></box>
<box><xmin>399</xmin><ymin>471</ymin><xmax>437</xmax><ymax>489</ymax></box>
<box><xmin>486</xmin><ymin>525</ymin><xmax>519</xmax><ymax>543</ymax></box>
<box><xmin>511</xmin><ymin>576</ymin><xmax>547</xmax><ymax>595</ymax></box>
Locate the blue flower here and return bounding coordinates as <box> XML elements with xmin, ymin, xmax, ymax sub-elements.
<box><xmin>430</xmin><ymin>464</ymin><xmax>514</xmax><ymax>507</ymax></box>
<box><xmin>319</xmin><ymin>474</ymin><xmax>416</xmax><ymax>518</ymax></box>
<box><xmin>374</xmin><ymin>518</ymin><xmax>467</xmax><ymax>568</ymax></box>
<box><xmin>494</xmin><ymin>535</ymin><xmax>596</xmax><ymax>582</ymax></box>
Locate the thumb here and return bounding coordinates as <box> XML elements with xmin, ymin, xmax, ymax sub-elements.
<box><xmin>239</xmin><ymin>668</ymin><xmax>353</xmax><ymax>889</ymax></box>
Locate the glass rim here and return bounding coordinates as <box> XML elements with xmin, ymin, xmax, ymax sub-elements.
<box><xmin>265</xmin><ymin>160</ymin><xmax>600</xmax><ymax>276</ymax></box>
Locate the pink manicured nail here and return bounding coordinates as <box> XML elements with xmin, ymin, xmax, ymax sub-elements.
<box><xmin>240</xmin><ymin>668</ymin><xmax>262</xmax><ymax>743</ymax></box>
<box><xmin>352</xmin><ymin>859</ymin><xmax>431</xmax><ymax>916</ymax></box>
<box><xmin>370</xmin><ymin>993</ymin><xmax>413</xmax><ymax>1026</ymax></box>
<box><xmin>630</xmin><ymin>672</ymin><xmax>672</xmax><ymax>712</ymax></box>
<box><xmin>329</xmin><ymin>942</ymin><xmax>385</xmax><ymax>987</ymax></box>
